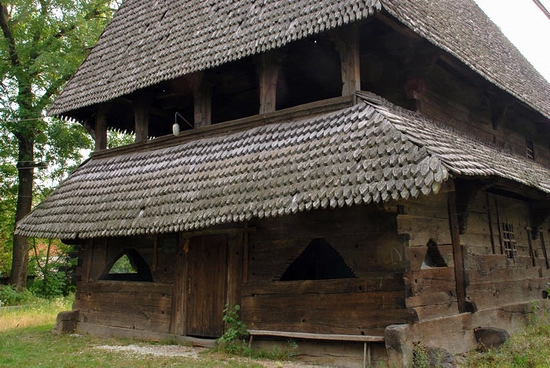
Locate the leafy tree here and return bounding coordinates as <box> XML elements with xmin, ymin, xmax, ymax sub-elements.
<box><xmin>0</xmin><ymin>0</ymin><xmax>120</xmax><ymax>289</ymax></box>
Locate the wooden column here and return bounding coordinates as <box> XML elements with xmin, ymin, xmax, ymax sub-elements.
<box><xmin>190</xmin><ymin>72</ymin><xmax>211</xmax><ymax>128</ymax></box>
<box><xmin>259</xmin><ymin>50</ymin><xmax>284</xmax><ymax>114</ymax></box>
<box><xmin>134</xmin><ymin>91</ymin><xmax>152</xmax><ymax>143</ymax></box>
<box><xmin>448</xmin><ymin>185</ymin><xmax>467</xmax><ymax>313</ymax></box>
<box><xmin>332</xmin><ymin>25</ymin><xmax>361</xmax><ymax>97</ymax></box>
<box><xmin>94</xmin><ymin>106</ymin><xmax>108</xmax><ymax>151</ymax></box>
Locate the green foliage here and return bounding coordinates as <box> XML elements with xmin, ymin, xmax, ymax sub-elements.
<box><xmin>216</xmin><ymin>304</ymin><xmax>249</xmax><ymax>354</ymax></box>
<box><xmin>0</xmin><ymin>0</ymin><xmax>120</xmax><ymax>289</ymax></box>
<box><xmin>0</xmin><ymin>284</ymin><xmax>33</xmax><ymax>306</ymax></box>
<box><xmin>465</xmin><ymin>313</ymin><xmax>550</xmax><ymax>367</ymax></box>
<box><xmin>412</xmin><ymin>343</ymin><xmax>430</xmax><ymax>368</ymax></box>
<box><xmin>27</xmin><ymin>238</ymin><xmax>77</xmax><ymax>298</ymax></box>
<box><xmin>109</xmin><ymin>255</ymin><xmax>137</xmax><ymax>274</ymax></box>
<box><xmin>215</xmin><ymin>304</ymin><xmax>299</xmax><ymax>361</ymax></box>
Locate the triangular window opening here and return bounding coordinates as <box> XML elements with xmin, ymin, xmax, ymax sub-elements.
<box><xmin>103</xmin><ymin>249</ymin><xmax>153</xmax><ymax>282</ymax></box>
<box><xmin>422</xmin><ymin>240</ymin><xmax>447</xmax><ymax>268</ymax></box>
<box><xmin>110</xmin><ymin>254</ymin><xmax>137</xmax><ymax>274</ymax></box>
<box><xmin>280</xmin><ymin>239</ymin><xmax>357</xmax><ymax>281</ymax></box>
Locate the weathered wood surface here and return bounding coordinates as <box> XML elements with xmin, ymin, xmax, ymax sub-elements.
<box><xmin>242</xmin><ymin>290</ymin><xmax>416</xmax><ymax>335</ymax></box>
<box><xmin>243</xmin><ymin>278</ymin><xmax>404</xmax><ymax>296</ymax></box>
<box><xmin>248</xmin><ymin>329</ymin><xmax>385</xmax><ymax>342</ymax></box>
<box><xmin>185</xmin><ymin>235</ymin><xmax>227</xmax><ymax>338</ymax></box>
<box><xmin>75</xmin><ymin>281</ymin><xmax>172</xmax><ymax>333</ymax></box>
<box><xmin>94</xmin><ymin>106</ymin><xmax>108</xmax><ymax>151</ymax></box>
<box><xmin>241</xmin><ymin>205</ymin><xmax>413</xmax><ymax>335</ymax></box>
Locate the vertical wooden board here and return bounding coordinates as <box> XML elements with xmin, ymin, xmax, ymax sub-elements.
<box><xmin>186</xmin><ymin>235</ymin><xmax>227</xmax><ymax>338</ymax></box>
<box><xmin>170</xmin><ymin>240</ymin><xmax>186</xmax><ymax>335</ymax></box>
<box><xmin>226</xmin><ymin>233</ymin><xmax>243</xmax><ymax>308</ymax></box>
<box><xmin>448</xmin><ymin>190</ymin><xmax>467</xmax><ymax>313</ymax></box>
<box><xmin>89</xmin><ymin>238</ymin><xmax>108</xmax><ymax>280</ymax></box>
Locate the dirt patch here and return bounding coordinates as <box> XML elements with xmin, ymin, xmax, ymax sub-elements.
<box><xmin>94</xmin><ymin>344</ymin><xmax>205</xmax><ymax>358</ymax></box>
<box><xmin>93</xmin><ymin>344</ymin><xmax>319</xmax><ymax>367</ymax></box>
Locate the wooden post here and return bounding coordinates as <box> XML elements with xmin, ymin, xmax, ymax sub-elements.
<box><xmin>259</xmin><ymin>50</ymin><xmax>284</xmax><ymax>114</ymax></box>
<box><xmin>189</xmin><ymin>72</ymin><xmax>211</xmax><ymax>127</ymax></box>
<box><xmin>540</xmin><ymin>232</ymin><xmax>550</xmax><ymax>269</ymax></box>
<box><xmin>526</xmin><ymin>227</ymin><xmax>536</xmax><ymax>267</ymax></box>
<box><xmin>486</xmin><ymin>193</ymin><xmax>496</xmax><ymax>254</ymax></box>
<box><xmin>332</xmin><ymin>25</ymin><xmax>361</xmax><ymax>97</ymax></box>
<box><xmin>494</xmin><ymin>200</ymin><xmax>504</xmax><ymax>255</ymax></box>
<box><xmin>242</xmin><ymin>220</ymin><xmax>250</xmax><ymax>284</ymax></box>
<box><xmin>448</xmin><ymin>187</ymin><xmax>467</xmax><ymax>313</ymax></box>
<box><xmin>170</xmin><ymin>236</ymin><xmax>186</xmax><ymax>335</ymax></box>
<box><xmin>94</xmin><ymin>106</ymin><xmax>108</xmax><ymax>151</ymax></box>
<box><xmin>134</xmin><ymin>91</ymin><xmax>152</xmax><ymax>143</ymax></box>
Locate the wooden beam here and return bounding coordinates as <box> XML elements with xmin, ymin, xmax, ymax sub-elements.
<box><xmin>448</xmin><ymin>187</ymin><xmax>467</xmax><ymax>313</ymax></box>
<box><xmin>134</xmin><ymin>91</ymin><xmax>152</xmax><ymax>143</ymax></box>
<box><xmin>259</xmin><ymin>49</ymin><xmax>285</xmax><ymax>114</ymax></box>
<box><xmin>94</xmin><ymin>105</ymin><xmax>108</xmax><ymax>151</ymax></box>
<box><xmin>189</xmin><ymin>72</ymin><xmax>211</xmax><ymax>128</ymax></box>
<box><xmin>331</xmin><ymin>25</ymin><xmax>361</xmax><ymax>97</ymax></box>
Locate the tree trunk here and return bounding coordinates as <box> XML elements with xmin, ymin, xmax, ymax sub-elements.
<box><xmin>9</xmin><ymin>136</ymin><xmax>34</xmax><ymax>290</ymax></box>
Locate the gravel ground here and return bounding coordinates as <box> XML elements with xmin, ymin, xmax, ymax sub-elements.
<box><xmin>93</xmin><ymin>344</ymin><xmax>319</xmax><ymax>367</ymax></box>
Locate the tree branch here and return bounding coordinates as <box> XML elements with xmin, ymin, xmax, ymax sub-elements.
<box><xmin>0</xmin><ymin>2</ymin><xmax>20</xmax><ymax>68</ymax></box>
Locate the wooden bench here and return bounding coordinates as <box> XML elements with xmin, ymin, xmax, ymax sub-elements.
<box><xmin>248</xmin><ymin>329</ymin><xmax>385</xmax><ymax>367</ymax></box>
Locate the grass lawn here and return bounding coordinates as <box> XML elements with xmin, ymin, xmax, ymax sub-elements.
<box><xmin>0</xmin><ymin>297</ymin><xmax>282</xmax><ymax>368</ymax></box>
<box><xmin>3</xmin><ymin>294</ymin><xmax>550</xmax><ymax>367</ymax></box>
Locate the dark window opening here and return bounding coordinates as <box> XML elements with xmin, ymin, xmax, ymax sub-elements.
<box><xmin>526</xmin><ymin>140</ymin><xmax>535</xmax><ymax>160</ymax></box>
<box><xmin>422</xmin><ymin>239</ymin><xmax>447</xmax><ymax>268</ymax></box>
<box><xmin>280</xmin><ymin>239</ymin><xmax>356</xmax><ymax>281</ymax></box>
<box><xmin>501</xmin><ymin>222</ymin><xmax>517</xmax><ymax>259</ymax></box>
<box><xmin>276</xmin><ymin>35</ymin><xmax>342</xmax><ymax>110</ymax></box>
<box><xmin>102</xmin><ymin>249</ymin><xmax>153</xmax><ymax>281</ymax></box>
<box><xmin>211</xmin><ymin>57</ymin><xmax>259</xmax><ymax>124</ymax></box>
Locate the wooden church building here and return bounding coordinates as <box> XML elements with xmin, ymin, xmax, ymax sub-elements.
<box><xmin>16</xmin><ymin>0</ymin><xmax>550</xmax><ymax>366</ymax></box>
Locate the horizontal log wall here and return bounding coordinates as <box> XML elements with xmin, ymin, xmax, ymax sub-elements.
<box><xmin>242</xmin><ymin>205</ymin><xmax>416</xmax><ymax>336</ymax></box>
<box><xmin>417</xmin><ymin>70</ymin><xmax>550</xmax><ymax>168</ymax></box>
<box><xmin>462</xmin><ymin>192</ymin><xmax>550</xmax><ymax>312</ymax></box>
<box><xmin>74</xmin><ymin>281</ymin><xmax>172</xmax><ymax>333</ymax></box>
<box><xmin>74</xmin><ymin>236</ymin><xmax>176</xmax><ymax>335</ymax></box>
<box><xmin>396</xmin><ymin>185</ymin><xmax>459</xmax><ymax>321</ymax></box>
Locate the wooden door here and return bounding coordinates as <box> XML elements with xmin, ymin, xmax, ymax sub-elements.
<box><xmin>185</xmin><ymin>234</ymin><xmax>228</xmax><ymax>338</ymax></box>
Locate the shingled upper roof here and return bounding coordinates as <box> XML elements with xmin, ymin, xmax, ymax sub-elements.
<box><xmin>49</xmin><ymin>0</ymin><xmax>550</xmax><ymax>120</ymax></box>
<box><xmin>17</xmin><ymin>92</ymin><xmax>550</xmax><ymax>239</ymax></box>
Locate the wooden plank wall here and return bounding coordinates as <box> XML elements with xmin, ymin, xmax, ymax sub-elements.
<box><xmin>74</xmin><ymin>236</ymin><xmax>176</xmax><ymax>334</ymax></box>
<box><xmin>396</xmin><ymin>185</ymin><xmax>459</xmax><ymax>321</ymax></box>
<box><xmin>241</xmin><ymin>205</ymin><xmax>417</xmax><ymax>336</ymax></box>
<box><xmin>462</xmin><ymin>192</ymin><xmax>550</xmax><ymax>311</ymax></box>
<box><xmin>417</xmin><ymin>87</ymin><xmax>550</xmax><ymax>167</ymax></box>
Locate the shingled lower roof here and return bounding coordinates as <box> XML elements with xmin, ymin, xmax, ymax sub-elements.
<box><xmin>17</xmin><ymin>94</ymin><xmax>550</xmax><ymax>239</ymax></box>
<box><xmin>49</xmin><ymin>0</ymin><xmax>550</xmax><ymax>120</ymax></box>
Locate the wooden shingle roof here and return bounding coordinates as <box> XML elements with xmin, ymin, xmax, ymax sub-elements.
<box><xmin>17</xmin><ymin>93</ymin><xmax>550</xmax><ymax>239</ymax></box>
<box><xmin>49</xmin><ymin>0</ymin><xmax>550</xmax><ymax>120</ymax></box>
<box><xmin>48</xmin><ymin>0</ymin><xmax>381</xmax><ymax>117</ymax></box>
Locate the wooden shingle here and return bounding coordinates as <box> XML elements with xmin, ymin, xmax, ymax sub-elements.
<box><xmin>16</xmin><ymin>93</ymin><xmax>550</xmax><ymax>239</ymax></box>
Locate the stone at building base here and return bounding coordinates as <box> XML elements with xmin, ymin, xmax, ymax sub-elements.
<box><xmin>52</xmin><ymin>310</ymin><xmax>79</xmax><ymax>335</ymax></box>
<box><xmin>474</xmin><ymin>327</ymin><xmax>510</xmax><ymax>351</ymax></box>
<box><xmin>385</xmin><ymin>324</ymin><xmax>413</xmax><ymax>367</ymax></box>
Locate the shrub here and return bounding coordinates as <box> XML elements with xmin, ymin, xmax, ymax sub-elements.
<box><xmin>0</xmin><ymin>285</ymin><xmax>34</xmax><ymax>306</ymax></box>
<box><xmin>216</xmin><ymin>304</ymin><xmax>250</xmax><ymax>355</ymax></box>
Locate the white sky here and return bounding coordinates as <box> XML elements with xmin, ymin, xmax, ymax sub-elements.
<box><xmin>474</xmin><ymin>0</ymin><xmax>550</xmax><ymax>82</ymax></box>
